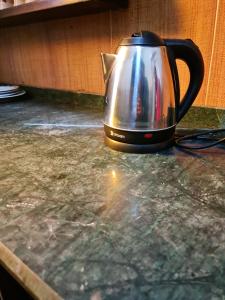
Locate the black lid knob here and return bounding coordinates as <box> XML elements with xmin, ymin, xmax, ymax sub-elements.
<box><xmin>120</xmin><ymin>31</ymin><xmax>165</xmax><ymax>46</ymax></box>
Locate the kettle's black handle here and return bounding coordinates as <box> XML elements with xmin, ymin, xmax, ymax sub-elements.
<box><xmin>165</xmin><ymin>39</ymin><xmax>204</xmax><ymax>123</ymax></box>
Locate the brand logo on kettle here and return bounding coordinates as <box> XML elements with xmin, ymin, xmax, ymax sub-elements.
<box><xmin>110</xmin><ymin>130</ymin><xmax>125</xmax><ymax>139</ymax></box>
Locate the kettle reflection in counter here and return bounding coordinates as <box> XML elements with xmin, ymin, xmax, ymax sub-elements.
<box><xmin>101</xmin><ymin>31</ymin><xmax>204</xmax><ymax>153</ymax></box>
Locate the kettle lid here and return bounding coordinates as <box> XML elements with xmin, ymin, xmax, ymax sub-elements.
<box><xmin>120</xmin><ymin>31</ymin><xmax>165</xmax><ymax>46</ymax></box>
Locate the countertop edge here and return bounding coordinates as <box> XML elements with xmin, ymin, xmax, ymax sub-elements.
<box><xmin>0</xmin><ymin>242</ymin><xmax>62</xmax><ymax>300</ymax></box>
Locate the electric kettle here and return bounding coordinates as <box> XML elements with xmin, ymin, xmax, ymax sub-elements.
<box><xmin>101</xmin><ymin>31</ymin><xmax>204</xmax><ymax>153</ymax></box>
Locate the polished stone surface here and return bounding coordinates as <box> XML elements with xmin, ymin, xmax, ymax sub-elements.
<box><xmin>0</xmin><ymin>94</ymin><xmax>225</xmax><ymax>300</ymax></box>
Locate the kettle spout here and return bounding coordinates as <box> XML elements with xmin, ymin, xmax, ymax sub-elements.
<box><xmin>101</xmin><ymin>53</ymin><xmax>117</xmax><ymax>83</ymax></box>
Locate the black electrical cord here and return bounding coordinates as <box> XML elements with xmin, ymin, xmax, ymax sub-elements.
<box><xmin>175</xmin><ymin>128</ymin><xmax>225</xmax><ymax>150</ymax></box>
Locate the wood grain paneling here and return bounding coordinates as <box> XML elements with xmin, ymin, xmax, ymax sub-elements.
<box><xmin>110</xmin><ymin>0</ymin><xmax>139</xmax><ymax>52</ymax></box>
<box><xmin>0</xmin><ymin>0</ymin><xmax>224</xmax><ymax>108</ymax></box>
<box><xmin>44</xmin><ymin>13</ymin><xmax>111</xmax><ymax>93</ymax></box>
<box><xmin>136</xmin><ymin>0</ymin><xmax>217</xmax><ymax>106</ymax></box>
<box><xmin>0</xmin><ymin>11</ymin><xmax>111</xmax><ymax>94</ymax></box>
<box><xmin>206</xmin><ymin>0</ymin><xmax>225</xmax><ymax>108</ymax></box>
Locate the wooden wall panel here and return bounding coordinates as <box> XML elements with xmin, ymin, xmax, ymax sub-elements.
<box><xmin>206</xmin><ymin>0</ymin><xmax>225</xmax><ymax>108</ymax></box>
<box><xmin>0</xmin><ymin>27</ymin><xmax>14</xmax><ymax>82</ymax></box>
<box><xmin>14</xmin><ymin>24</ymin><xmax>52</xmax><ymax>87</ymax></box>
<box><xmin>0</xmin><ymin>11</ymin><xmax>111</xmax><ymax>94</ymax></box>
<box><xmin>0</xmin><ymin>0</ymin><xmax>224</xmax><ymax>108</ymax></box>
<box><xmin>110</xmin><ymin>0</ymin><xmax>139</xmax><ymax>52</ymax></box>
<box><xmin>135</xmin><ymin>0</ymin><xmax>217</xmax><ymax>106</ymax></box>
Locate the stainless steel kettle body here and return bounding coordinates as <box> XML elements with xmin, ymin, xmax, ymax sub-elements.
<box><xmin>101</xmin><ymin>32</ymin><xmax>204</xmax><ymax>153</ymax></box>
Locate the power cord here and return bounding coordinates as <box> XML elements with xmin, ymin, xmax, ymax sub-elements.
<box><xmin>175</xmin><ymin>128</ymin><xmax>225</xmax><ymax>150</ymax></box>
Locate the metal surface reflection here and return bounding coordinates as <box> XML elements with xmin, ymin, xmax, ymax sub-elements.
<box><xmin>104</xmin><ymin>46</ymin><xmax>175</xmax><ymax>131</ymax></box>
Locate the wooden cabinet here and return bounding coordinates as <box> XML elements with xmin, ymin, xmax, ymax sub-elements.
<box><xmin>0</xmin><ymin>0</ymin><xmax>128</xmax><ymax>27</ymax></box>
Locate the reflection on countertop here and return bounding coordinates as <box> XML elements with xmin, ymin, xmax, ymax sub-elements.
<box><xmin>0</xmin><ymin>90</ymin><xmax>225</xmax><ymax>300</ymax></box>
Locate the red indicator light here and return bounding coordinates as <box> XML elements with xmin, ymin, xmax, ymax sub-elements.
<box><xmin>144</xmin><ymin>133</ymin><xmax>153</xmax><ymax>139</ymax></box>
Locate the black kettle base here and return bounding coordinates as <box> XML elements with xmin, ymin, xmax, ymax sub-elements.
<box><xmin>105</xmin><ymin>136</ymin><xmax>174</xmax><ymax>154</ymax></box>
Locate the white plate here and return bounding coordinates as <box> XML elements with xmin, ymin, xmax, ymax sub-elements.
<box><xmin>0</xmin><ymin>90</ymin><xmax>25</xmax><ymax>97</ymax></box>
<box><xmin>0</xmin><ymin>85</ymin><xmax>20</xmax><ymax>92</ymax></box>
<box><xmin>0</xmin><ymin>90</ymin><xmax>20</xmax><ymax>95</ymax></box>
<box><xmin>0</xmin><ymin>90</ymin><xmax>26</xmax><ymax>99</ymax></box>
<box><xmin>0</xmin><ymin>90</ymin><xmax>23</xmax><ymax>96</ymax></box>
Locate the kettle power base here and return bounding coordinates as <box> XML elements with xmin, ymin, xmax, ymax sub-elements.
<box><xmin>105</xmin><ymin>136</ymin><xmax>174</xmax><ymax>154</ymax></box>
<box><xmin>104</xmin><ymin>124</ymin><xmax>175</xmax><ymax>153</ymax></box>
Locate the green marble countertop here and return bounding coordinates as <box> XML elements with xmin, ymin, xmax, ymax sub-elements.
<box><xmin>0</xmin><ymin>90</ymin><xmax>225</xmax><ymax>300</ymax></box>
